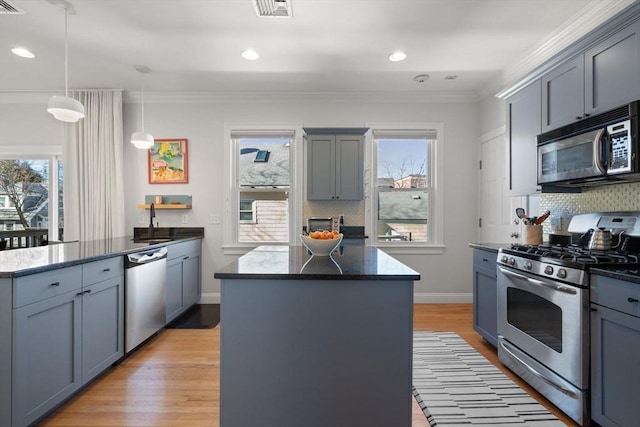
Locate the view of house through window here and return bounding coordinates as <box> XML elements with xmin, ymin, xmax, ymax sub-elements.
<box><xmin>237</xmin><ymin>137</ymin><xmax>290</xmax><ymax>243</ymax></box>
<box><xmin>375</xmin><ymin>133</ymin><xmax>432</xmax><ymax>243</ymax></box>
<box><xmin>0</xmin><ymin>158</ymin><xmax>63</xmax><ymax>248</ymax></box>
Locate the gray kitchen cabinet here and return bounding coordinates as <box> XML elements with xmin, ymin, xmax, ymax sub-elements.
<box><xmin>12</xmin><ymin>267</ymin><xmax>83</xmax><ymax>427</ymax></box>
<box><xmin>590</xmin><ymin>274</ymin><xmax>640</xmax><ymax>427</ymax></box>
<box><xmin>506</xmin><ymin>79</ymin><xmax>541</xmax><ymax>196</ymax></box>
<box><xmin>81</xmin><ymin>257</ymin><xmax>124</xmax><ymax>384</ymax></box>
<box><xmin>541</xmin><ymin>55</ymin><xmax>584</xmax><ymax>132</ymax></box>
<box><xmin>166</xmin><ymin>239</ymin><xmax>202</xmax><ymax>323</ymax></box>
<box><xmin>585</xmin><ymin>21</ymin><xmax>640</xmax><ymax>116</ymax></box>
<box><xmin>541</xmin><ymin>21</ymin><xmax>640</xmax><ymax>132</ymax></box>
<box><xmin>10</xmin><ymin>258</ymin><xmax>124</xmax><ymax>427</ymax></box>
<box><xmin>306</xmin><ymin>134</ymin><xmax>364</xmax><ymax>200</ymax></box>
<box><xmin>472</xmin><ymin>248</ymin><xmax>498</xmax><ymax>347</ymax></box>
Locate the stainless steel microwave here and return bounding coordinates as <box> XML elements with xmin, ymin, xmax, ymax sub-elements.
<box><xmin>537</xmin><ymin>100</ymin><xmax>640</xmax><ymax>186</ymax></box>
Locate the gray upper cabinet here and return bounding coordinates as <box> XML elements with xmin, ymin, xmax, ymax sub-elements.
<box><xmin>305</xmin><ymin>129</ymin><xmax>366</xmax><ymax>201</ymax></box>
<box><xmin>507</xmin><ymin>79</ymin><xmax>541</xmax><ymax>195</ymax></box>
<box><xmin>541</xmin><ymin>21</ymin><xmax>640</xmax><ymax>133</ymax></box>
<box><xmin>585</xmin><ymin>21</ymin><xmax>640</xmax><ymax>116</ymax></box>
<box><xmin>541</xmin><ymin>55</ymin><xmax>584</xmax><ymax>132</ymax></box>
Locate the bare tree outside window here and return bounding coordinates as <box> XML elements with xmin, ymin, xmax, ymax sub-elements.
<box><xmin>0</xmin><ymin>160</ymin><xmax>47</xmax><ymax>229</ymax></box>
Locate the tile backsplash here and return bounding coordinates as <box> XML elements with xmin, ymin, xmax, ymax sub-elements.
<box><xmin>303</xmin><ymin>200</ymin><xmax>364</xmax><ymax>229</ymax></box>
<box><xmin>540</xmin><ymin>182</ymin><xmax>640</xmax><ymax>234</ymax></box>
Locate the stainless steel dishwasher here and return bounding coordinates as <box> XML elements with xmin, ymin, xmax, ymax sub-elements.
<box><xmin>124</xmin><ymin>247</ymin><xmax>168</xmax><ymax>354</ymax></box>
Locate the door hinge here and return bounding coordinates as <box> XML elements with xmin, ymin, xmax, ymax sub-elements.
<box><xmin>479</xmin><ymin>160</ymin><xmax>482</xmax><ymax>170</ymax></box>
<box><xmin>479</xmin><ymin>218</ymin><xmax>482</xmax><ymax>228</ymax></box>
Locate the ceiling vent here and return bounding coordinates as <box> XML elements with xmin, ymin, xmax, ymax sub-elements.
<box><xmin>252</xmin><ymin>0</ymin><xmax>292</xmax><ymax>18</ymax></box>
<box><xmin>0</xmin><ymin>0</ymin><xmax>24</xmax><ymax>14</ymax></box>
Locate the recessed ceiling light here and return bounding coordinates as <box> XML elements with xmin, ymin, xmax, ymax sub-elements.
<box><xmin>445</xmin><ymin>75</ymin><xmax>458</xmax><ymax>80</ymax></box>
<box><xmin>413</xmin><ymin>74</ymin><xmax>430</xmax><ymax>83</ymax></box>
<box><xmin>11</xmin><ymin>47</ymin><xmax>35</xmax><ymax>59</ymax></box>
<box><xmin>388</xmin><ymin>51</ymin><xmax>407</xmax><ymax>62</ymax></box>
<box><xmin>242</xmin><ymin>49</ymin><xmax>260</xmax><ymax>60</ymax></box>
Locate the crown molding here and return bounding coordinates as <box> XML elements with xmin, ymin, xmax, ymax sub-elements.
<box><xmin>495</xmin><ymin>0</ymin><xmax>638</xmax><ymax>99</ymax></box>
<box><xmin>1</xmin><ymin>90</ymin><xmax>480</xmax><ymax>105</ymax></box>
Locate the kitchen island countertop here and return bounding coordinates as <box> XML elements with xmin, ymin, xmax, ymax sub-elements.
<box><xmin>214</xmin><ymin>245</ymin><xmax>420</xmax><ymax>280</ymax></box>
<box><xmin>0</xmin><ymin>234</ymin><xmax>203</xmax><ymax>278</ymax></box>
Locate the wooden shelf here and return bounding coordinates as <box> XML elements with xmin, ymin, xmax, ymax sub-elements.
<box><xmin>137</xmin><ymin>204</ymin><xmax>192</xmax><ymax>209</ymax></box>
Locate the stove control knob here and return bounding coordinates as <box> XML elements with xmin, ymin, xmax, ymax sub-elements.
<box><xmin>509</xmin><ymin>257</ymin><xmax>516</xmax><ymax>266</ymax></box>
<box><xmin>523</xmin><ymin>261</ymin><xmax>532</xmax><ymax>270</ymax></box>
<box><xmin>500</xmin><ymin>255</ymin><xmax>509</xmax><ymax>264</ymax></box>
<box><xmin>557</xmin><ymin>268</ymin><xmax>567</xmax><ymax>279</ymax></box>
<box><xmin>544</xmin><ymin>265</ymin><xmax>554</xmax><ymax>275</ymax></box>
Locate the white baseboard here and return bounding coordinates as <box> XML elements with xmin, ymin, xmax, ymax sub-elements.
<box><xmin>199</xmin><ymin>292</ymin><xmax>471</xmax><ymax>305</ymax></box>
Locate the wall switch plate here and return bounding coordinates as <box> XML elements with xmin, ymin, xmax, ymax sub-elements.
<box><xmin>182</xmin><ymin>214</ymin><xmax>189</xmax><ymax>224</ymax></box>
<box><xmin>138</xmin><ymin>214</ymin><xmax>146</xmax><ymax>224</ymax></box>
<box><xmin>209</xmin><ymin>214</ymin><xmax>220</xmax><ymax>224</ymax></box>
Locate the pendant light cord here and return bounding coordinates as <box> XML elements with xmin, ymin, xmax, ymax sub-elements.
<box><xmin>64</xmin><ymin>6</ymin><xmax>69</xmax><ymax>98</ymax></box>
<box><xmin>141</xmin><ymin>74</ymin><xmax>146</xmax><ymax>132</ymax></box>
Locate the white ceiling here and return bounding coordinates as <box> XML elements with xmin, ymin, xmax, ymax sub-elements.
<box><xmin>0</xmin><ymin>0</ymin><xmax>636</xmax><ymax>97</ymax></box>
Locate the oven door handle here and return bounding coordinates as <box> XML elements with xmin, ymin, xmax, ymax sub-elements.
<box><xmin>498</xmin><ymin>337</ymin><xmax>578</xmax><ymax>399</ymax></box>
<box><xmin>499</xmin><ymin>267</ymin><xmax>577</xmax><ymax>295</ymax></box>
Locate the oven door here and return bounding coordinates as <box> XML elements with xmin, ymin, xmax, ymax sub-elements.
<box><xmin>497</xmin><ymin>265</ymin><xmax>589</xmax><ymax>389</ymax></box>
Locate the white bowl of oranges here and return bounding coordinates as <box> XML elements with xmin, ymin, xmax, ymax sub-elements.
<box><xmin>300</xmin><ymin>230</ymin><xmax>343</xmax><ymax>256</ymax></box>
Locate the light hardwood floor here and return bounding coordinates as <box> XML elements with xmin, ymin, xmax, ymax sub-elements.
<box><xmin>37</xmin><ymin>304</ymin><xmax>577</xmax><ymax>426</ymax></box>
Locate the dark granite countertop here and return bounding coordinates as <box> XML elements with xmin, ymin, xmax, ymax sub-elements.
<box><xmin>590</xmin><ymin>267</ymin><xmax>640</xmax><ymax>284</ymax></box>
<box><xmin>214</xmin><ymin>245</ymin><xmax>420</xmax><ymax>281</ymax></box>
<box><xmin>0</xmin><ymin>231</ymin><xmax>203</xmax><ymax>278</ymax></box>
<box><xmin>469</xmin><ymin>243</ymin><xmax>510</xmax><ymax>253</ymax></box>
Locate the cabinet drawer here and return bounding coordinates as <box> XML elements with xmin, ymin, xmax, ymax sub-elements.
<box><xmin>591</xmin><ymin>274</ymin><xmax>640</xmax><ymax>317</ymax></box>
<box><xmin>167</xmin><ymin>239</ymin><xmax>200</xmax><ymax>260</ymax></box>
<box><xmin>473</xmin><ymin>249</ymin><xmax>497</xmax><ymax>276</ymax></box>
<box><xmin>13</xmin><ymin>265</ymin><xmax>82</xmax><ymax>308</ymax></box>
<box><xmin>83</xmin><ymin>257</ymin><xmax>123</xmax><ymax>285</ymax></box>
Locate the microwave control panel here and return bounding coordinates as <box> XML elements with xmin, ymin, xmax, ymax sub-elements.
<box><xmin>607</xmin><ymin>119</ymin><xmax>631</xmax><ymax>173</ymax></box>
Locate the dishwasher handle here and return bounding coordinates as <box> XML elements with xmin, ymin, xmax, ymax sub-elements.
<box><xmin>126</xmin><ymin>247</ymin><xmax>168</xmax><ymax>267</ymax></box>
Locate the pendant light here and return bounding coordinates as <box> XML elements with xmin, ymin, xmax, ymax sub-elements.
<box><xmin>131</xmin><ymin>65</ymin><xmax>154</xmax><ymax>149</ymax></box>
<box><xmin>47</xmin><ymin>0</ymin><xmax>85</xmax><ymax>123</ymax></box>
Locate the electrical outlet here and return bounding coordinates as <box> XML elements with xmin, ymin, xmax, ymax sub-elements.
<box><xmin>209</xmin><ymin>214</ymin><xmax>220</xmax><ymax>224</ymax></box>
<box><xmin>181</xmin><ymin>214</ymin><xmax>188</xmax><ymax>224</ymax></box>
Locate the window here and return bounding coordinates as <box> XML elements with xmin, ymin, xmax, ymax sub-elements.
<box><xmin>229</xmin><ymin>130</ymin><xmax>296</xmax><ymax>244</ymax></box>
<box><xmin>370</xmin><ymin>126</ymin><xmax>443</xmax><ymax>249</ymax></box>
<box><xmin>0</xmin><ymin>156</ymin><xmax>63</xmax><ymax>240</ymax></box>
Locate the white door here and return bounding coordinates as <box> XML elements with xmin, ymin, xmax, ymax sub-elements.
<box><xmin>479</xmin><ymin>131</ymin><xmax>525</xmax><ymax>244</ymax></box>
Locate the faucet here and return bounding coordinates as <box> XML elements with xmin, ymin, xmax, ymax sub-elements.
<box><xmin>149</xmin><ymin>203</ymin><xmax>156</xmax><ymax>238</ymax></box>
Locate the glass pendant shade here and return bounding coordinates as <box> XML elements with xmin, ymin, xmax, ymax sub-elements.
<box><xmin>131</xmin><ymin>131</ymin><xmax>154</xmax><ymax>149</ymax></box>
<box><xmin>47</xmin><ymin>95</ymin><xmax>85</xmax><ymax>122</ymax></box>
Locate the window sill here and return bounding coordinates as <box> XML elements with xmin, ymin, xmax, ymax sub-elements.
<box><xmin>373</xmin><ymin>244</ymin><xmax>445</xmax><ymax>255</ymax></box>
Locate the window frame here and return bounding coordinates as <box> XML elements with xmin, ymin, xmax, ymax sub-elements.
<box><xmin>222</xmin><ymin>124</ymin><xmax>303</xmax><ymax>254</ymax></box>
<box><xmin>0</xmin><ymin>146</ymin><xmax>63</xmax><ymax>241</ymax></box>
<box><xmin>365</xmin><ymin>123</ymin><xmax>445</xmax><ymax>255</ymax></box>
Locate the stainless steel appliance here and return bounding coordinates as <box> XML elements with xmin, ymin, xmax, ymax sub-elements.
<box><xmin>537</xmin><ymin>100</ymin><xmax>640</xmax><ymax>187</ymax></box>
<box><xmin>497</xmin><ymin>212</ymin><xmax>640</xmax><ymax>426</ymax></box>
<box><xmin>124</xmin><ymin>247</ymin><xmax>168</xmax><ymax>354</ymax></box>
<box><xmin>307</xmin><ymin>217</ymin><xmax>334</xmax><ymax>232</ymax></box>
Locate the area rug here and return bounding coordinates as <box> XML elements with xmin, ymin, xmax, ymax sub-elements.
<box><xmin>413</xmin><ymin>332</ymin><xmax>565</xmax><ymax>426</ymax></box>
<box><xmin>165</xmin><ymin>304</ymin><xmax>220</xmax><ymax>329</ymax></box>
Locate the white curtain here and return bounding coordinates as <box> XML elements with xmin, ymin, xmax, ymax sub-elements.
<box><xmin>63</xmin><ymin>90</ymin><xmax>126</xmax><ymax>241</ymax></box>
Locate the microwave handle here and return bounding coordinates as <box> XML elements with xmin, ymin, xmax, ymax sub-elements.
<box><xmin>594</xmin><ymin>128</ymin><xmax>608</xmax><ymax>175</ymax></box>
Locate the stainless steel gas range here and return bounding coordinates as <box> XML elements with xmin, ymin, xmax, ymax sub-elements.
<box><xmin>497</xmin><ymin>212</ymin><xmax>640</xmax><ymax>427</ymax></box>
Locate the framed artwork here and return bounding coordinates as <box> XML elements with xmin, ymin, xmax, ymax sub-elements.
<box><xmin>148</xmin><ymin>139</ymin><xmax>189</xmax><ymax>184</ymax></box>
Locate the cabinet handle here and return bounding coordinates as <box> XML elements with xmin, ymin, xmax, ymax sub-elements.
<box><xmin>482</xmin><ymin>258</ymin><xmax>489</xmax><ymax>262</ymax></box>
<box><xmin>584</xmin><ymin>113</ymin><xmax>590</xmax><ymax>117</ymax></box>
<box><xmin>628</xmin><ymin>297</ymin><xmax>639</xmax><ymax>303</ymax></box>
<box><xmin>576</xmin><ymin>115</ymin><xmax>583</xmax><ymax>120</ymax></box>
<box><xmin>183</xmin><ymin>256</ymin><xmax>190</xmax><ymax>260</ymax></box>
<box><xmin>84</xmin><ymin>289</ymin><xmax>91</xmax><ymax>294</ymax></box>
<box><xmin>50</xmin><ymin>282</ymin><xmax>60</xmax><ymax>287</ymax></box>
<box><xmin>102</xmin><ymin>268</ymin><xmax>111</xmax><ymax>272</ymax></box>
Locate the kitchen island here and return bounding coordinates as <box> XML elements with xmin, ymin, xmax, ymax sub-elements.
<box><xmin>215</xmin><ymin>245</ymin><xmax>420</xmax><ymax>427</ymax></box>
